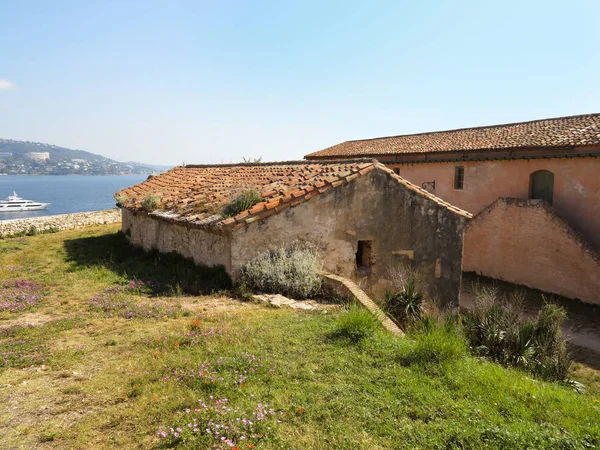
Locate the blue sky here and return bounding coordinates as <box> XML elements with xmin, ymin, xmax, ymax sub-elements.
<box><xmin>0</xmin><ymin>0</ymin><xmax>599</xmax><ymax>165</ymax></box>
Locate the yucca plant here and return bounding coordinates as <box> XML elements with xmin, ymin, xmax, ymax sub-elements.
<box><xmin>384</xmin><ymin>278</ymin><xmax>425</xmax><ymax>325</ymax></box>
<box><xmin>505</xmin><ymin>320</ymin><xmax>535</xmax><ymax>367</ymax></box>
<box><xmin>463</xmin><ymin>285</ymin><xmax>571</xmax><ymax>381</ymax></box>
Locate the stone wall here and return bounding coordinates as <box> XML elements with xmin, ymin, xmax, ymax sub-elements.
<box><xmin>0</xmin><ymin>209</ymin><xmax>121</xmax><ymax>237</ymax></box>
<box><xmin>463</xmin><ymin>198</ymin><xmax>600</xmax><ymax>305</ymax></box>
<box><xmin>231</xmin><ymin>170</ymin><xmax>468</xmax><ymax>307</ymax></box>
<box><xmin>121</xmin><ymin>208</ymin><xmax>232</xmax><ymax>271</ymax></box>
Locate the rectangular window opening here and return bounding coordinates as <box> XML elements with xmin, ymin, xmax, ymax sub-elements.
<box><xmin>356</xmin><ymin>240</ymin><xmax>374</xmax><ymax>269</ymax></box>
<box><xmin>454</xmin><ymin>166</ymin><xmax>464</xmax><ymax>190</ymax></box>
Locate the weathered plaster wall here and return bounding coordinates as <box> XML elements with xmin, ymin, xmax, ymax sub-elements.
<box><xmin>0</xmin><ymin>209</ymin><xmax>121</xmax><ymax>237</ymax></box>
<box><xmin>121</xmin><ymin>209</ymin><xmax>232</xmax><ymax>271</ymax></box>
<box><xmin>388</xmin><ymin>157</ymin><xmax>600</xmax><ymax>248</ymax></box>
<box><xmin>231</xmin><ymin>170</ymin><xmax>468</xmax><ymax>307</ymax></box>
<box><xmin>463</xmin><ymin>198</ymin><xmax>600</xmax><ymax>305</ymax></box>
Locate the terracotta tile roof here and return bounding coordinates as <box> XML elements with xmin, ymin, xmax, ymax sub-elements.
<box><xmin>305</xmin><ymin>113</ymin><xmax>600</xmax><ymax>159</ymax></box>
<box><xmin>115</xmin><ymin>159</ymin><xmax>471</xmax><ymax>234</ymax></box>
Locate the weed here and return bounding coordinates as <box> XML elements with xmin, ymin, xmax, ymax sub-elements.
<box><xmin>0</xmin><ymin>318</ymin><xmax>79</xmax><ymax>368</ymax></box>
<box><xmin>38</xmin><ymin>432</ymin><xmax>57</xmax><ymax>442</ymax></box>
<box><xmin>331</xmin><ymin>305</ymin><xmax>380</xmax><ymax>344</ymax></box>
<box><xmin>221</xmin><ymin>189</ymin><xmax>262</xmax><ymax>218</ymax></box>
<box><xmin>233</xmin><ymin>281</ymin><xmax>255</xmax><ymax>301</ymax></box>
<box><xmin>62</xmin><ymin>386</ymin><xmax>82</xmax><ymax>395</ymax></box>
<box><xmin>126</xmin><ymin>378</ymin><xmax>144</xmax><ymax>398</ymax></box>
<box><xmin>26</xmin><ymin>225</ymin><xmax>38</xmax><ymax>236</ymax></box>
<box><xmin>158</xmin><ymin>398</ymin><xmax>279</xmax><ymax>448</ymax></box>
<box><xmin>115</xmin><ymin>194</ymin><xmax>129</xmax><ymax>207</ymax></box>
<box><xmin>141</xmin><ymin>193</ymin><xmax>161</xmax><ymax>211</ymax></box>
<box><xmin>89</xmin><ymin>283</ymin><xmax>181</xmax><ymax>319</ymax></box>
<box><xmin>400</xmin><ymin>320</ymin><xmax>468</xmax><ymax>372</ymax></box>
<box><xmin>0</xmin><ymin>279</ymin><xmax>45</xmax><ymax>313</ymax></box>
<box><xmin>241</xmin><ymin>156</ymin><xmax>263</xmax><ymax>163</ymax></box>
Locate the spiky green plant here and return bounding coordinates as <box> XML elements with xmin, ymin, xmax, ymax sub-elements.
<box><xmin>384</xmin><ymin>279</ymin><xmax>425</xmax><ymax>324</ymax></box>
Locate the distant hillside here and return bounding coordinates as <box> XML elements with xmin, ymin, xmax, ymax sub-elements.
<box><xmin>0</xmin><ymin>138</ymin><xmax>170</xmax><ymax>175</ymax></box>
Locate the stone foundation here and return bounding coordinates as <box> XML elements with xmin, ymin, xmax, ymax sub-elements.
<box><xmin>0</xmin><ymin>209</ymin><xmax>121</xmax><ymax>237</ymax></box>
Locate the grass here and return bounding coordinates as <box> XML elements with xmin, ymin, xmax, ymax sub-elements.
<box><xmin>0</xmin><ymin>224</ymin><xmax>598</xmax><ymax>449</ymax></box>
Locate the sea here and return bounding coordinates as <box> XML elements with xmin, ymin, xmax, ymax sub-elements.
<box><xmin>0</xmin><ymin>175</ymin><xmax>147</xmax><ymax>221</ymax></box>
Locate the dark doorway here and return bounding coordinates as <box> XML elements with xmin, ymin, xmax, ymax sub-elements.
<box><xmin>356</xmin><ymin>240</ymin><xmax>373</xmax><ymax>270</ymax></box>
<box><xmin>529</xmin><ymin>170</ymin><xmax>554</xmax><ymax>205</ymax></box>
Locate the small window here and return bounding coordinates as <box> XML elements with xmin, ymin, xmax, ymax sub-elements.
<box><xmin>356</xmin><ymin>240</ymin><xmax>374</xmax><ymax>270</ymax></box>
<box><xmin>529</xmin><ymin>170</ymin><xmax>554</xmax><ymax>205</ymax></box>
<box><xmin>454</xmin><ymin>166</ymin><xmax>464</xmax><ymax>190</ymax></box>
<box><xmin>394</xmin><ymin>168</ymin><xmax>400</xmax><ymax>175</ymax></box>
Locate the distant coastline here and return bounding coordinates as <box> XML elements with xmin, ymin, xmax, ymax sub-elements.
<box><xmin>0</xmin><ymin>137</ymin><xmax>170</xmax><ymax>176</ymax></box>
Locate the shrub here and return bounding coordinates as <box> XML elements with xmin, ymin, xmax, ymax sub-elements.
<box><xmin>332</xmin><ymin>305</ymin><xmax>380</xmax><ymax>344</ymax></box>
<box><xmin>26</xmin><ymin>225</ymin><xmax>38</xmax><ymax>236</ymax></box>
<box><xmin>141</xmin><ymin>194</ymin><xmax>161</xmax><ymax>211</ymax></box>
<box><xmin>463</xmin><ymin>286</ymin><xmax>571</xmax><ymax>381</ymax></box>
<box><xmin>221</xmin><ymin>189</ymin><xmax>262</xmax><ymax>218</ymax></box>
<box><xmin>239</xmin><ymin>241</ymin><xmax>322</xmax><ymax>299</ymax></box>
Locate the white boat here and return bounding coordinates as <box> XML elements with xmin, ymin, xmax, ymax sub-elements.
<box><xmin>0</xmin><ymin>192</ymin><xmax>50</xmax><ymax>212</ymax></box>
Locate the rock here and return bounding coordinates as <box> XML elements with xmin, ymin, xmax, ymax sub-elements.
<box><xmin>253</xmin><ymin>293</ymin><xmax>324</xmax><ymax>311</ymax></box>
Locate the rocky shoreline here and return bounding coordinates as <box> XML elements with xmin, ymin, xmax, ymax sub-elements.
<box><xmin>0</xmin><ymin>209</ymin><xmax>121</xmax><ymax>237</ymax></box>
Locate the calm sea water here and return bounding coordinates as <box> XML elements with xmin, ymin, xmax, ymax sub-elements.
<box><xmin>0</xmin><ymin>175</ymin><xmax>147</xmax><ymax>221</ymax></box>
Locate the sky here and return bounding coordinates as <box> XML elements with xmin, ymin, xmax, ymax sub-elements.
<box><xmin>0</xmin><ymin>0</ymin><xmax>599</xmax><ymax>166</ymax></box>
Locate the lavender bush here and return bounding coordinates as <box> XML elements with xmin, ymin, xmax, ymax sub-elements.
<box><xmin>239</xmin><ymin>241</ymin><xmax>323</xmax><ymax>299</ymax></box>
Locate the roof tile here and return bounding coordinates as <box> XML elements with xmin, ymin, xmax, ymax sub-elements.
<box><xmin>306</xmin><ymin>113</ymin><xmax>600</xmax><ymax>158</ymax></box>
<box><xmin>115</xmin><ymin>159</ymin><xmax>471</xmax><ymax>234</ymax></box>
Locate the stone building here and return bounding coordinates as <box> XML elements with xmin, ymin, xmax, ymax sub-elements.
<box><xmin>24</xmin><ymin>151</ymin><xmax>50</xmax><ymax>162</ymax></box>
<box><xmin>305</xmin><ymin>113</ymin><xmax>600</xmax><ymax>304</ymax></box>
<box><xmin>115</xmin><ymin>159</ymin><xmax>471</xmax><ymax>306</ymax></box>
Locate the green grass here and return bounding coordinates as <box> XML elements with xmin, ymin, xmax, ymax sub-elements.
<box><xmin>0</xmin><ymin>225</ymin><xmax>599</xmax><ymax>449</ymax></box>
